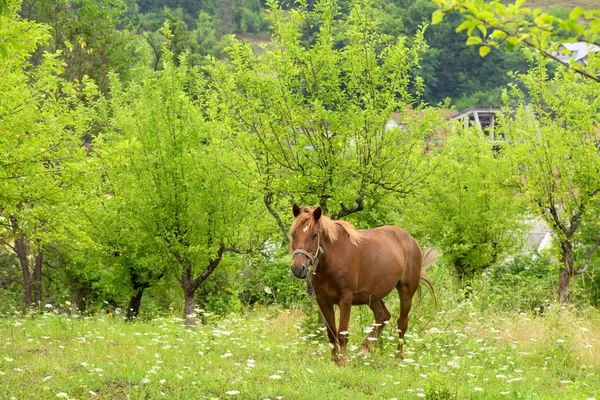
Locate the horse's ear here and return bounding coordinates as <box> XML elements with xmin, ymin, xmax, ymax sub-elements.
<box><xmin>293</xmin><ymin>204</ymin><xmax>301</xmax><ymax>218</ymax></box>
<box><xmin>313</xmin><ymin>207</ymin><xmax>322</xmax><ymax>221</ymax></box>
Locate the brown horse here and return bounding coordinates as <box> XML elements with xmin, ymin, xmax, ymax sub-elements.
<box><xmin>290</xmin><ymin>204</ymin><xmax>438</xmax><ymax>366</ymax></box>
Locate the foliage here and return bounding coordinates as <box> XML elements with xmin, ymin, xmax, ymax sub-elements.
<box><xmin>2</xmin><ymin>0</ymin><xmax>600</xmax><ymax>318</ymax></box>
<box><xmin>210</xmin><ymin>0</ymin><xmax>443</xmax><ymax>228</ymax></box>
<box><xmin>476</xmin><ymin>253</ymin><xmax>556</xmax><ymax>312</ymax></box>
<box><xmin>499</xmin><ymin>54</ymin><xmax>600</xmax><ymax>303</ymax></box>
<box><xmin>402</xmin><ymin>126</ymin><xmax>525</xmax><ymax>282</ymax></box>
<box><xmin>93</xmin><ymin>30</ymin><xmax>269</xmax><ymax>322</ymax></box>
<box><xmin>0</xmin><ymin>0</ymin><xmax>99</xmax><ymax>307</ymax></box>
<box><xmin>20</xmin><ymin>0</ymin><xmax>141</xmax><ymax>92</ymax></box>
<box><xmin>432</xmin><ymin>0</ymin><xmax>600</xmax><ymax>83</ymax></box>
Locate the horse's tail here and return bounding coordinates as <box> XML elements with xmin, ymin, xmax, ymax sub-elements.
<box><xmin>418</xmin><ymin>247</ymin><xmax>440</xmax><ymax>306</ymax></box>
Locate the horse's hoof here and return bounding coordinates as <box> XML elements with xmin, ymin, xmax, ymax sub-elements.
<box><xmin>358</xmin><ymin>347</ymin><xmax>369</xmax><ymax>358</ymax></box>
<box><xmin>335</xmin><ymin>358</ymin><xmax>348</xmax><ymax>367</ymax></box>
<box><xmin>395</xmin><ymin>351</ymin><xmax>404</xmax><ymax>361</ymax></box>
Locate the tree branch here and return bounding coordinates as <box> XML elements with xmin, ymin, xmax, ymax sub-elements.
<box><xmin>192</xmin><ymin>243</ymin><xmax>226</xmax><ymax>291</ymax></box>
<box><xmin>335</xmin><ymin>197</ymin><xmax>364</xmax><ymax>220</ymax></box>
<box><xmin>574</xmin><ymin>234</ymin><xmax>600</xmax><ymax>276</ymax></box>
<box><xmin>264</xmin><ymin>192</ymin><xmax>289</xmax><ymax>243</ymax></box>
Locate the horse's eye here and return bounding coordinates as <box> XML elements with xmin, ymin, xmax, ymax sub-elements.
<box><xmin>312</xmin><ymin>233</ymin><xmax>318</xmax><ymax>239</ymax></box>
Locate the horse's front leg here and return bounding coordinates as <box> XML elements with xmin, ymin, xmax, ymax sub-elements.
<box><xmin>336</xmin><ymin>294</ymin><xmax>353</xmax><ymax>367</ymax></box>
<box><xmin>316</xmin><ymin>298</ymin><xmax>338</xmax><ymax>363</ymax></box>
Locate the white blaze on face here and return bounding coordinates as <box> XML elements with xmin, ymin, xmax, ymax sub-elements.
<box><xmin>303</xmin><ymin>226</ymin><xmax>308</xmax><ymax>233</ymax></box>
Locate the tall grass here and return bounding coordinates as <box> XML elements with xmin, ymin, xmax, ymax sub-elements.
<box><xmin>1</xmin><ymin>265</ymin><xmax>599</xmax><ymax>399</ymax></box>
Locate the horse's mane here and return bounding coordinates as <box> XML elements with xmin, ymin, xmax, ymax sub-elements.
<box><xmin>290</xmin><ymin>207</ymin><xmax>362</xmax><ymax>246</ymax></box>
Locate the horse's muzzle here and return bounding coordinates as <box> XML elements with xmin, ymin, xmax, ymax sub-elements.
<box><xmin>291</xmin><ymin>265</ymin><xmax>307</xmax><ymax>279</ymax></box>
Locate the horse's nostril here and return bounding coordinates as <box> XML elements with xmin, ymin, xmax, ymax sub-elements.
<box><xmin>291</xmin><ymin>265</ymin><xmax>306</xmax><ymax>279</ymax></box>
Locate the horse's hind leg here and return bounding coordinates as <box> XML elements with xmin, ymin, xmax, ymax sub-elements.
<box><xmin>360</xmin><ymin>297</ymin><xmax>391</xmax><ymax>354</ymax></box>
<box><xmin>396</xmin><ymin>281</ymin><xmax>418</xmax><ymax>360</ymax></box>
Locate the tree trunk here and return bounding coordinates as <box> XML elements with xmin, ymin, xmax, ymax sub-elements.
<box><xmin>184</xmin><ymin>287</ymin><xmax>196</xmax><ymax>328</ymax></box>
<box><xmin>15</xmin><ymin>235</ymin><xmax>32</xmax><ymax>308</ymax></box>
<box><xmin>219</xmin><ymin>0</ymin><xmax>233</xmax><ymax>35</ymax></box>
<box><xmin>559</xmin><ymin>239</ymin><xmax>574</xmax><ymax>305</ymax></box>
<box><xmin>33</xmin><ymin>250</ymin><xmax>43</xmax><ymax>305</ymax></box>
<box><xmin>11</xmin><ymin>217</ymin><xmax>32</xmax><ymax>308</ymax></box>
<box><xmin>126</xmin><ymin>267</ymin><xmax>160</xmax><ymax>321</ymax></box>
<box><xmin>180</xmin><ymin>244</ymin><xmax>226</xmax><ymax>328</ymax></box>
<box><xmin>558</xmin><ymin>267</ymin><xmax>570</xmax><ymax>305</ymax></box>
<box><xmin>126</xmin><ymin>287</ymin><xmax>146</xmax><ymax>320</ymax></box>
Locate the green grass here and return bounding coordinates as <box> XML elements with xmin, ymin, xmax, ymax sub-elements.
<box><xmin>1</xmin><ymin>293</ymin><xmax>599</xmax><ymax>400</ymax></box>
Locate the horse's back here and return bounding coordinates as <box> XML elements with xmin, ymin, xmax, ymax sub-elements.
<box><xmin>353</xmin><ymin>225</ymin><xmax>422</xmax><ymax>299</ymax></box>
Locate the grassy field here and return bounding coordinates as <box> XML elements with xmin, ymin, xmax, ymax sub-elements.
<box><xmin>1</xmin><ymin>291</ymin><xmax>600</xmax><ymax>400</ymax></box>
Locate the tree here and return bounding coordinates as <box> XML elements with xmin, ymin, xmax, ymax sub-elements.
<box><xmin>432</xmin><ymin>0</ymin><xmax>600</xmax><ymax>83</ymax></box>
<box><xmin>499</xmin><ymin>55</ymin><xmax>600</xmax><ymax>304</ymax></box>
<box><xmin>403</xmin><ymin>126</ymin><xmax>524</xmax><ymax>283</ymax></box>
<box><xmin>19</xmin><ymin>0</ymin><xmax>140</xmax><ymax>92</ymax></box>
<box><xmin>96</xmin><ymin>31</ymin><xmax>265</xmax><ymax>325</ymax></box>
<box><xmin>209</xmin><ymin>0</ymin><xmax>443</xmax><ymax>234</ymax></box>
<box><xmin>1</xmin><ymin>0</ymin><xmax>98</xmax><ymax>308</ymax></box>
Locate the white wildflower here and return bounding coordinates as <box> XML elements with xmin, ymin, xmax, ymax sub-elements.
<box><xmin>89</xmin><ymin>391</ymin><xmax>97</xmax><ymax>397</ymax></box>
<box><xmin>142</xmin><ymin>377</ymin><xmax>150</xmax><ymax>384</ymax></box>
<box><xmin>225</xmin><ymin>390</ymin><xmax>240</xmax><ymax>395</ymax></box>
<box><xmin>474</xmin><ymin>387</ymin><xmax>484</xmax><ymax>392</ymax></box>
<box><xmin>270</xmin><ymin>375</ymin><xmax>282</xmax><ymax>380</ymax></box>
<box><xmin>4</xmin><ymin>357</ymin><xmax>14</xmax><ymax>362</ymax></box>
<box><xmin>45</xmin><ymin>304</ymin><xmax>53</xmax><ymax>309</ymax></box>
<box><xmin>56</xmin><ymin>393</ymin><xmax>68</xmax><ymax>398</ymax></box>
<box><xmin>42</xmin><ymin>376</ymin><xmax>52</xmax><ymax>382</ymax></box>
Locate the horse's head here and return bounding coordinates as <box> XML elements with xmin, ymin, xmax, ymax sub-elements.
<box><xmin>290</xmin><ymin>204</ymin><xmax>322</xmax><ymax>279</ymax></box>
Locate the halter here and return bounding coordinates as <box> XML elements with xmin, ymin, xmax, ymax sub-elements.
<box><xmin>292</xmin><ymin>231</ymin><xmax>324</xmax><ymax>273</ymax></box>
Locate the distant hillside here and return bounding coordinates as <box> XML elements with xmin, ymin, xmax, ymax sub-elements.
<box><xmin>525</xmin><ymin>0</ymin><xmax>599</xmax><ymax>10</ymax></box>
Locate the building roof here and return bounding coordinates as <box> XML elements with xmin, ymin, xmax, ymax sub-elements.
<box><xmin>452</xmin><ymin>106</ymin><xmax>502</xmax><ymax>120</ymax></box>
<box><xmin>555</xmin><ymin>42</ymin><xmax>600</xmax><ymax>65</ymax></box>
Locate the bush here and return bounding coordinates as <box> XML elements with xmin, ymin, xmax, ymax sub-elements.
<box><xmin>239</xmin><ymin>254</ymin><xmax>308</xmax><ymax>308</ymax></box>
<box><xmin>474</xmin><ymin>253</ymin><xmax>555</xmax><ymax>312</ymax></box>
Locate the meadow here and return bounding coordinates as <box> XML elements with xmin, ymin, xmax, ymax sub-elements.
<box><xmin>1</xmin><ymin>269</ymin><xmax>599</xmax><ymax>400</ymax></box>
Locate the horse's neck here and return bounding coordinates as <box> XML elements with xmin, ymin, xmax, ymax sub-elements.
<box><xmin>318</xmin><ymin>236</ymin><xmax>351</xmax><ymax>270</ymax></box>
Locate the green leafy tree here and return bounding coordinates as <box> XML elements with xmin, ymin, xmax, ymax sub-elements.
<box><xmin>403</xmin><ymin>127</ymin><xmax>524</xmax><ymax>283</ymax></box>
<box><xmin>499</xmin><ymin>56</ymin><xmax>600</xmax><ymax>304</ymax></box>
<box><xmin>96</xmin><ymin>31</ymin><xmax>266</xmax><ymax>325</ymax></box>
<box><xmin>20</xmin><ymin>0</ymin><xmax>140</xmax><ymax>92</ymax></box>
<box><xmin>210</xmin><ymin>0</ymin><xmax>442</xmax><ymax>235</ymax></box>
<box><xmin>1</xmin><ymin>0</ymin><xmax>98</xmax><ymax>307</ymax></box>
<box><xmin>432</xmin><ymin>0</ymin><xmax>600</xmax><ymax>83</ymax></box>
